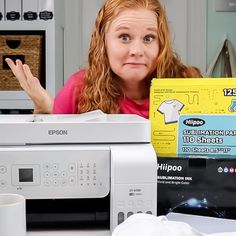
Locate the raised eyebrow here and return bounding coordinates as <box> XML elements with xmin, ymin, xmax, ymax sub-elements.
<box><xmin>115</xmin><ymin>26</ymin><xmax>130</xmax><ymax>32</ymax></box>
<box><xmin>146</xmin><ymin>27</ymin><xmax>158</xmax><ymax>33</ymax></box>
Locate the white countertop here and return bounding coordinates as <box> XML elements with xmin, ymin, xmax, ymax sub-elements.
<box><xmin>167</xmin><ymin>213</ymin><xmax>236</xmax><ymax>234</ymax></box>
<box><xmin>27</xmin><ymin>213</ymin><xmax>236</xmax><ymax>236</ymax></box>
<box><xmin>27</xmin><ymin>229</ymin><xmax>110</xmax><ymax>236</ymax></box>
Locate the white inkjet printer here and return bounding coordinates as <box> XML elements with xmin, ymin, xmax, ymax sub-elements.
<box><xmin>0</xmin><ymin>111</ymin><xmax>157</xmax><ymax>231</ymax></box>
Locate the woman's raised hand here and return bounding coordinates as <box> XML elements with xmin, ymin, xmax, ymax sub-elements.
<box><xmin>5</xmin><ymin>58</ymin><xmax>53</xmax><ymax>114</ymax></box>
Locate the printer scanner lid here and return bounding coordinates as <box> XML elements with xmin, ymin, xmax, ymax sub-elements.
<box><xmin>0</xmin><ymin>110</ymin><xmax>151</xmax><ymax>145</ymax></box>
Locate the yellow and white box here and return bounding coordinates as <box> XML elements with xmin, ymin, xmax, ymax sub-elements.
<box><xmin>150</xmin><ymin>78</ymin><xmax>236</xmax><ymax>156</ymax></box>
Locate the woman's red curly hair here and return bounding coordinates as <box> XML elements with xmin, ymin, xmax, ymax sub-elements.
<box><xmin>78</xmin><ymin>0</ymin><xmax>201</xmax><ymax>114</ymax></box>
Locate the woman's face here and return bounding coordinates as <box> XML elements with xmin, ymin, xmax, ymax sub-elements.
<box><xmin>105</xmin><ymin>8</ymin><xmax>159</xmax><ymax>84</ymax></box>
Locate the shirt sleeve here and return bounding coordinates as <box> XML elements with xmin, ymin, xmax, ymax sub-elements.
<box><xmin>52</xmin><ymin>70</ymin><xmax>85</xmax><ymax>114</ymax></box>
<box><xmin>157</xmin><ymin>101</ymin><xmax>167</xmax><ymax>114</ymax></box>
<box><xmin>175</xmin><ymin>99</ymin><xmax>184</xmax><ymax>111</ymax></box>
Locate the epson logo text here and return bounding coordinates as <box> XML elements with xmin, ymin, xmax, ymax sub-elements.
<box><xmin>48</xmin><ymin>130</ymin><xmax>68</xmax><ymax>135</ymax></box>
<box><xmin>157</xmin><ymin>163</ymin><xmax>182</xmax><ymax>172</ymax></box>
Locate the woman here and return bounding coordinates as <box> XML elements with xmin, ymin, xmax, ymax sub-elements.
<box><xmin>6</xmin><ymin>0</ymin><xmax>201</xmax><ymax>118</ymax></box>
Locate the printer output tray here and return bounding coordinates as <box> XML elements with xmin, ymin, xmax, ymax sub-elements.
<box><xmin>26</xmin><ymin>195</ymin><xmax>110</xmax><ymax>229</ymax></box>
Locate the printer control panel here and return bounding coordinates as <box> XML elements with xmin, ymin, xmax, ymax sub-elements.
<box><xmin>11</xmin><ymin>161</ymin><xmax>98</xmax><ymax>187</ymax></box>
<box><xmin>0</xmin><ymin>145</ymin><xmax>110</xmax><ymax>199</ymax></box>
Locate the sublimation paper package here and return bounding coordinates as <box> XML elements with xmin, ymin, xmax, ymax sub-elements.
<box><xmin>178</xmin><ymin>114</ymin><xmax>236</xmax><ymax>156</ymax></box>
<box><xmin>150</xmin><ymin>78</ymin><xmax>236</xmax><ymax>156</ymax></box>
